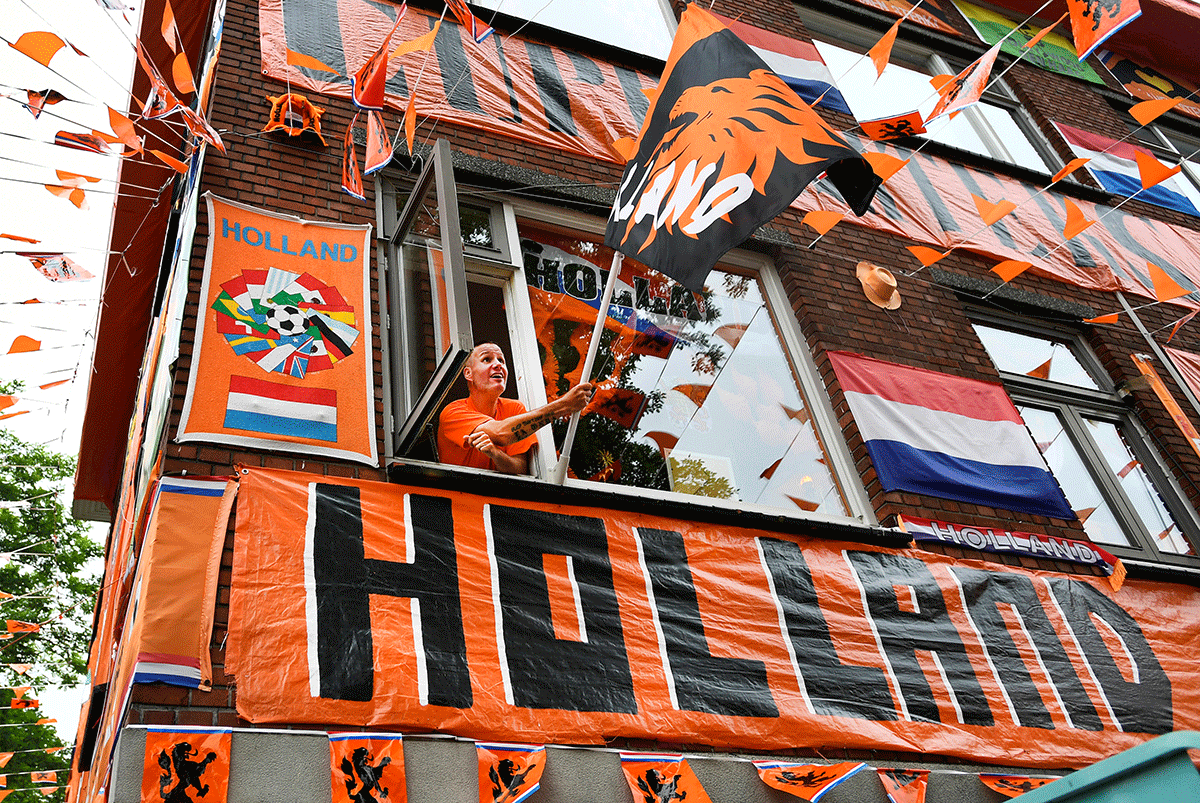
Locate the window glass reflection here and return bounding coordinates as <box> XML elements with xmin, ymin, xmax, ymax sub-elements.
<box><xmin>973</xmin><ymin>324</ymin><xmax>1099</xmax><ymax>389</ymax></box>
<box><xmin>1018</xmin><ymin>406</ymin><xmax>1128</xmax><ymax>545</ymax></box>
<box><xmin>519</xmin><ymin>223</ymin><xmax>846</xmax><ymax>515</ymax></box>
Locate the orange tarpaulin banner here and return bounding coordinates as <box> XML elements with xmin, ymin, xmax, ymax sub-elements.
<box><xmin>177</xmin><ymin>195</ymin><xmax>376</xmax><ymax>464</ymax></box>
<box><xmin>792</xmin><ymin>136</ymin><xmax>1200</xmax><ymax>307</ymax></box>
<box><xmin>130</xmin><ymin>476</ymin><xmax>237</xmax><ymax>690</ymax></box>
<box><xmin>328</xmin><ymin>733</ymin><xmax>405</xmax><ymax>803</ymax></box>
<box><xmin>230</xmin><ymin>466</ymin><xmax>1200</xmax><ymax>768</ymax></box>
<box><xmin>141</xmin><ymin>727</ymin><xmax>230</xmax><ymax>803</ymax></box>
<box><xmin>258</xmin><ymin>0</ymin><xmax>651</xmax><ymax>164</ymax></box>
<box><xmin>476</xmin><ymin>743</ymin><xmax>545</xmax><ymax>803</ymax></box>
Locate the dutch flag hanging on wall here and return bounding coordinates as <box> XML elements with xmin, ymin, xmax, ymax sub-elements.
<box><xmin>828</xmin><ymin>351</ymin><xmax>1075</xmax><ymax>519</ymax></box>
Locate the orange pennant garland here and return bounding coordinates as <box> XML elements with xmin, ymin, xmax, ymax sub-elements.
<box><xmin>43</xmin><ymin>184</ymin><xmax>88</xmax><ymax>210</ymax></box>
<box><xmin>4</xmin><ymin>621</ymin><xmax>38</xmax><ymax>633</ymax></box>
<box><xmin>1130</xmin><ymin>96</ymin><xmax>1186</xmax><ymax>126</ymax></box>
<box><xmin>907</xmin><ymin>245</ymin><xmax>947</xmax><ymax>267</ymax></box>
<box><xmin>860</xmin><ymin>111</ymin><xmax>926</xmax><ymax>141</ymax></box>
<box><xmin>1063</xmin><ymin>198</ymin><xmax>1094</xmax><ymax>239</ymax></box>
<box><xmin>992</xmin><ymin>260</ymin><xmax>1033</xmax><ymax>282</ymax></box>
<box><xmin>328</xmin><ymin>733</ymin><xmax>404</xmax><ymax>803</ymax></box>
<box><xmin>621</xmin><ymin>755</ymin><xmax>714</xmax><ymax>803</ymax></box>
<box><xmin>867</xmin><ymin>19</ymin><xmax>901</xmax><ymax>78</ymax></box>
<box><xmin>404</xmin><ymin>92</ymin><xmax>417</xmax><ymax>155</ymax></box>
<box><xmin>1023</xmin><ymin>12</ymin><xmax>1067</xmax><ymax>49</ymax></box>
<box><xmin>927</xmin><ymin>41</ymin><xmax>1002</xmax><ymax>123</ymax></box>
<box><xmin>753</xmin><ymin>760</ymin><xmax>868</xmax><ymax>800</ymax></box>
<box><xmin>0</xmin><ymin>755</ymin><xmax>11</xmax><ymax>769</ymax></box>
<box><xmin>0</xmin><ymin>234</ymin><xmax>39</xmax><ymax>244</ymax></box>
<box><xmin>476</xmin><ymin>743</ymin><xmax>546</xmax><ymax>803</ymax></box>
<box><xmin>390</xmin><ymin>18</ymin><xmax>441</xmax><ymax>59</ymax></box>
<box><xmin>979</xmin><ymin>775</ymin><xmax>1057</xmax><ymax>798</ymax></box>
<box><xmin>364</xmin><ymin>110</ymin><xmax>393</xmax><ymax>174</ymax></box>
<box><xmin>877</xmin><ymin>768</ymin><xmax>929</xmax><ymax>803</ymax></box>
<box><xmin>1134</xmin><ymin>150</ymin><xmax>1181</xmax><ymax>190</ymax></box>
<box><xmin>107</xmin><ymin>106</ymin><xmax>143</xmax><ymax>153</ymax></box>
<box><xmin>1167</xmin><ymin>309</ymin><xmax>1198</xmax><ymax>342</ymax></box>
<box><xmin>1066</xmin><ymin>0</ymin><xmax>1142</xmax><ymax>60</ymax></box>
<box><xmin>173</xmin><ymin>50</ymin><xmax>196</xmax><ymax>94</ymax></box>
<box><xmin>143</xmin><ymin>728</ymin><xmax>230</xmax><ymax>803</ymax></box>
<box><xmin>972</xmin><ymin>194</ymin><xmax>1017</xmax><ymax>225</ymax></box>
<box><xmin>1147</xmin><ymin>261</ymin><xmax>1191</xmax><ymax>301</ymax></box>
<box><xmin>7</xmin><ymin>337</ymin><xmax>40</xmax><ymax>354</ymax></box>
<box><xmin>1085</xmin><ymin>312</ymin><xmax>1120</xmax><ymax>324</ymax></box>
<box><xmin>1053</xmin><ymin>157</ymin><xmax>1090</xmax><ymax>183</ymax></box>
<box><xmin>803</xmin><ymin>210</ymin><xmax>845</xmax><ymax>236</ymax></box>
<box><xmin>342</xmin><ymin>115</ymin><xmax>365</xmax><ymax>200</ymax></box>
<box><xmin>862</xmin><ymin>151</ymin><xmax>909</xmax><ymax>182</ymax></box>
<box><xmin>22</xmin><ymin>89</ymin><xmax>65</xmax><ymax>119</ymax></box>
<box><xmin>9</xmin><ymin>32</ymin><xmax>67</xmax><ymax>68</ymax></box>
<box><xmin>286</xmin><ymin>48</ymin><xmax>339</xmax><ymax>75</ymax></box>
<box><xmin>351</xmin><ymin>6</ymin><xmax>407</xmax><ymax>110</ymax></box>
<box><xmin>161</xmin><ymin>0</ymin><xmax>180</xmax><ymax>52</ymax></box>
<box><xmin>150</xmin><ymin>149</ymin><xmax>189</xmax><ymax>173</ymax></box>
<box><xmin>1027</xmin><ymin>357</ymin><xmax>1052</xmax><ymax>379</ymax></box>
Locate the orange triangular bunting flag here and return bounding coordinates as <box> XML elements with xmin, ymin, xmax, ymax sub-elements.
<box><xmin>150</xmin><ymin>149</ymin><xmax>189</xmax><ymax>173</ymax></box>
<box><xmin>5</xmin><ymin>621</ymin><xmax>38</xmax><ymax>633</ymax></box>
<box><xmin>1027</xmin><ymin>357</ymin><xmax>1052</xmax><ymax>379</ymax></box>
<box><xmin>0</xmin><ymin>234</ymin><xmax>39</xmax><ymax>244</ymax></box>
<box><xmin>753</xmin><ymin>761</ymin><xmax>867</xmax><ymax>799</ymax></box>
<box><xmin>1167</xmin><ymin>309</ymin><xmax>1198</xmax><ymax>342</ymax></box>
<box><xmin>364</xmin><ymin>110</ymin><xmax>393</xmax><ymax>174</ymax></box>
<box><xmin>979</xmin><ymin>775</ymin><xmax>1057</xmax><ymax>798</ymax></box>
<box><xmin>5</xmin><ymin>665</ymin><xmax>31</xmax><ymax>675</ymax></box>
<box><xmin>7</xmin><ymin>336</ymin><xmax>40</xmax><ymax>354</ymax></box>
<box><xmin>1052</xmin><ymin>157</ymin><xmax>1090</xmax><ymax>183</ymax></box>
<box><xmin>929</xmin><ymin>74</ymin><xmax>954</xmax><ymax>93</ymax></box>
<box><xmin>877</xmin><ymin>769</ymin><xmax>928</xmax><ymax>803</ymax></box>
<box><xmin>867</xmin><ymin>19</ymin><xmax>901</xmax><ymax>78</ymax></box>
<box><xmin>1063</xmin><ymin>198</ymin><xmax>1094</xmax><ymax>239</ymax></box>
<box><xmin>161</xmin><ymin>0</ymin><xmax>180</xmax><ymax>51</ymax></box>
<box><xmin>862</xmin><ymin>151</ymin><xmax>909</xmax><ymax>182</ymax></box>
<box><xmin>0</xmin><ymin>397</ymin><xmax>15</xmax><ymax>412</ymax></box>
<box><xmin>0</xmin><ymin>754</ymin><xmax>12</xmax><ymax>769</ymax></box>
<box><xmin>1147</xmin><ymin>261</ymin><xmax>1191</xmax><ymax>301</ymax></box>
<box><xmin>1135</xmin><ymin>150</ymin><xmax>1181</xmax><ymax>191</ymax></box>
<box><xmin>286</xmin><ymin>48</ymin><xmax>339</xmax><ymax>75</ymax></box>
<box><xmin>610</xmin><ymin>136</ymin><xmax>636</xmax><ymax>163</ymax></box>
<box><xmin>1130</xmin><ymin>97</ymin><xmax>1185</xmax><ymax>126</ymax></box>
<box><xmin>621</xmin><ymin>755</ymin><xmax>714</xmax><ymax>803</ymax></box>
<box><xmin>0</xmin><ymin>412</ymin><xmax>28</xmax><ymax>422</ymax></box>
<box><xmin>404</xmin><ymin>92</ymin><xmax>417</xmax><ymax>155</ymax></box>
<box><xmin>803</xmin><ymin>210</ymin><xmax>844</xmax><ymax>236</ymax></box>
<box><xmin>342</xmin><ymin>116</ymin><xmax>364</xmax><ymax>200</ymax></box>
<box><xmin>1085</xmin><ymin>312</ymin><xmax>1119</xmax><ymax>324</ymax></box>
<box><xmin>972</xmin><ymin>194</ymin><xmax>1017</xmax><ymax>225</ymax></box>
<box><xmin>907</xmin><ymin>245</ymin><xmax>947</xmax><ymax>267</ymax></box>
<box><xmin>1023</xmin><ymin>12</ymin><xmax>1067</xmax><ymax>49</ymax></box>
<box><xmin>992</xmin><ymin>260</ymin><xmax>1032</xmax><ymax>282</ymax></box>
<box><xmin>0</xmin><ymin>789</ymin><xmax>11</xmax><ymax>801</ymax></box>
<box><xmin>172</xmin><ymin>50</ymin><xmax>196</xmax><ymax>94</ymax></box>
<box><xmin>391</xmin><ymin>19</ymin><xmax>441</xmax><ymax>59</ymax></box>
<box><xmin>107</xmin><ymin>106</ymin><xmax>143</xmax><ymax>153</ymax></box>
<box><xmin>9</xmin><ymin>32</ymin><xmax>67</xmax><ymax>67</ymax></box>
<box><xmin>351</xmin><ymin>10</ymin><xmax>405</xmax><ymax>110</ymax></box>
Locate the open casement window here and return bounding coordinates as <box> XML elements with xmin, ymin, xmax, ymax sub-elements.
<box><xmin>972</xmin><ymin>318</ymin><xmax>1200</xmax><ymax>564</ymax></box>
<box><xmin>378</xmin><ymin>140</ymin><xmax>528</xmax><ymax>461</ymax></box>
<box><xmin>797</xmin><ymin>8</ymin><xmax>1058</xmax><ymax>173</ymax></box>
<box><xmin>514</xmin><ymin>208</ymin><xmax>872</xmax><ymax>521</ymax></box>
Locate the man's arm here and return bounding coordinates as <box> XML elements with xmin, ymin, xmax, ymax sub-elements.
<box><xmin>474</xmin><ymin>382</ymin><xmax>594</xmax><ymax>446</ymax></box>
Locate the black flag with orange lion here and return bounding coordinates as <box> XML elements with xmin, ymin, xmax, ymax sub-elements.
<box><xmin>606</xmin><ymin>3</ymin><xmax>881</xmax><ymax>291</ymax></box>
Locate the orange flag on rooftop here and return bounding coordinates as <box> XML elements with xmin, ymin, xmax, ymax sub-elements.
<box><xmin>1148</xmin><ymin>261</ymin><xmax>1191</xmax><ymax>301</ymax></box>
<box><xmin>927</xmin><ymin>41</ymin><xmax>1002</xmax><ymax>123</ymax></box>
<box><xmin>8</xmin><ymin>32</ymin><xmax>67</xmax><ymax>68</ymax></box>
<box><xmin>867</xmin><ymin>18</ymin><xmax>901</xmax><ymax>78</ymax></box>
<box><xmin>877</xmin><ymin>768</ymin><xmax>929</xmax><ymax>803</ymax></box>
<box><xmin>6</xmin><ymin>337</ymin><xmax>39</xmax><ymax>354</ymax></box>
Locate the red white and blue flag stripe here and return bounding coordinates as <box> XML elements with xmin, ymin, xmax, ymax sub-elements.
<box><xmin>828</xmin><ymin>351</ymin><xmax>1075</xmax><ymax>519</ymax></box>
<box><xmin>715</xmin><ymin>13</ymin><xmax>853</xmax><ymax>116</ymax></box>
<box><xmin>133</xmin><ymin>652</ymin><xmax>204</xmax><ymax>687</ymax></box>
<box><xmin>1055</xmin><ymin>122</ymin><xmax>1200</xmax><ymax>217</ymax></box>
<box><xmin>224</xmin><ymin>374</ymin><xmax>338</xmax><ymax>442</ymax></box>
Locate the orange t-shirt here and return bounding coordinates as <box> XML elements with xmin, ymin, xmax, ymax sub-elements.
<box><xmin>437</xmin><ymin>397</ymin><xmax>539</xmax><ymax>470</ymax></box>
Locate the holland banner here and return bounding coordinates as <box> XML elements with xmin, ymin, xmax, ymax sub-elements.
<box><xmin>178</xmin><ymin>195</ymin><xmax>376</xmax><ymax>464</ymax></box>
<box><xmin>605</xmin><ymin>4</ymin><xmax>880</xmax><ymax>291</ymax></box>
<box><xmin>828</xmin><ymin>351</ymin><xmax>1075</xmax><ymax>518</ymax></box>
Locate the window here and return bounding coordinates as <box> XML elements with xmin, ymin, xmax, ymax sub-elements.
<box><xmin>377</xmin><ymin>150</ymin><xmax>870</xmax><ymax>521</ymax></box>
<box><xmin>797</xmin><ymin>9</ymin><xmax>1056</xmax><ymax>172</ymax></box>
<box><xmin>471</xmin><ymin>0</ymin><xmax>674</xmax><ymax>60</ymax></box>
<box><xmin>972</xmin><ymin>318</ymin><xmax>1200</xmax><ymax>563</ymax></box>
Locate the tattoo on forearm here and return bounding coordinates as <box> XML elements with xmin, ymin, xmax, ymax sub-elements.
<box><xmin>509</xmin><ymin>409</ymin><xmax>557</xmax><ymax>440</ymax></box>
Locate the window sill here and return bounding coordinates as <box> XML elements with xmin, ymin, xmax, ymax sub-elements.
<box><xmin>385</xmin><ymin>458</ymin><xmax>908</xmax><ymax>548</ymax></box>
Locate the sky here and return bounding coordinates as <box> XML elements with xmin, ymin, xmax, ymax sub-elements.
<box><xmin>0</xmin><ymin>0</ymin><xmax>143</xmax><ymax>740</ymax></box>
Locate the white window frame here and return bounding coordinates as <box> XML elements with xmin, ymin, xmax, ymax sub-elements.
<box><xmin>972</xmin><ymin>313</ymin><xmax>1200</xmax><ymax>565</ymax></box>
<box><xmin>377</xmin><ymin>173</ymin><xmax>876</xmax><ymax>524</ymax></box>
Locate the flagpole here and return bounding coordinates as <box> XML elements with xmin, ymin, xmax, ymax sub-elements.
<box><xmin>550</xmin><ymin>251</ymin><xmax>624</xmax><ymax>485</ymax></box>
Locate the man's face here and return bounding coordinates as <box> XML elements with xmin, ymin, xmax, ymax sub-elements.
<box><xmin>465</xmin><ymin>344</ymin><xmax>508</xmax><ymax>393</ymax></box>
